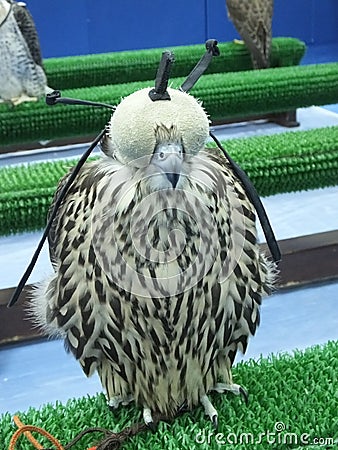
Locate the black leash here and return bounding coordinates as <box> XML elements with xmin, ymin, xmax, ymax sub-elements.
<box><xmin>46</xmin><ymin>89</ymin><xmax>115</xmax><ymax>110</ymax></box>
<box><xmin>180</xmin><ymin>39</ymin><xmax>220</xmax><ymax>92</ymax></box>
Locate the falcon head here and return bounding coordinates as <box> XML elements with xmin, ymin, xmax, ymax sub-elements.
<box><xmin>102</xmin><ymin>86</ymin><xmax>210</xmax><ymax>190</ymax></box>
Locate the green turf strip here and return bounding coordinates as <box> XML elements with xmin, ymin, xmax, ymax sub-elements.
<box><xmin>208</xmin><ymin>126</ymin><xmax>338</xmax><ymax>196</ymax></box>
<box><xmin>1</xmin><ymin>126</ymin><xmax>338</xmax><ymax>236</ymax></box>
<box><xmin>1</xmin><ymin>340</ymin><xmax>337</xmax><ymax>449</ymax></box>
<box><xmin>44</xmin><ymin>38</ymin><xmax>306</xmax><ymax>90</ymax></box>
<box><xmin>1</xmin><ymin>62</ymin><xmax>337</xmax><ymax>147</ymax></box>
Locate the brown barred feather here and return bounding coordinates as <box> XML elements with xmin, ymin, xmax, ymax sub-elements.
<box><xmin>30</xmin><ymin>140</ymin><xmax>276</xmax><ymax>417</ymax></box>
<box><xmin>226</xmin><ymin>0</ymin><xmax>274</xmax><ymax>69</ymax></box>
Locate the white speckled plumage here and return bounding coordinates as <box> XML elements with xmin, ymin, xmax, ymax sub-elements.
<box><xmin>0</xmin><ymin>0</ymin><xmax>48</xmax><ymax>105</ymax></box>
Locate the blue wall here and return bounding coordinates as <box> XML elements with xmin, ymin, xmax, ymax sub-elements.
<box><xmin>25</xmin><ymin>0</ymin><xmax>338</xmax><ymax>58</ymax></box>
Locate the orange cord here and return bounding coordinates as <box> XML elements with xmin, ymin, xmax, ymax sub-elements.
<box><xmin>9</xmin><ymin>415</ymin><xmax>65</xmax><ymax>450</ymax></box>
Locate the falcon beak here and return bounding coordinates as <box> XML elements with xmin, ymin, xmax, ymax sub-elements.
<box><xmin>165</xmin><ymin>171</ymin><xmax>180</xmax><ymax>189</ymax></box>
<box><xmin>151</xmin><ymin>143</ymin><xmax>183</xmax><ymax>188</ymax></box>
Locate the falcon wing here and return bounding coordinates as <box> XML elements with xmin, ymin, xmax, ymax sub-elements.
<box><xmin>226</xmin><ymin>0</ymin><xmax>274</xmax><ymax>68</ymax></box>
<box><xmin>47</xmin><ymin>169</ymin><xmax>74</xmax><ymax>269</ymax></box>
<box><xmin>11</xmin><ymin>1</ymin><xmax>44</xmax><ymax>67</ymax></box>
<box><xmin>202</xmin><ymin>148</ymin><xmax>275</xmax><ymax>367</ymax></box>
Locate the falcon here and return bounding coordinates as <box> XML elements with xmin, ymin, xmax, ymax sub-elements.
<box><xmin>226</xmin><ymin>0</ymin><xmax>274</xmax><ymax>69</ymax></box>
<box><xmin>29</xmin><ymin>51</ymin><xmax>277</xmax><ymax>428</ymax></box>
<box><xmin>0</xmin><ymin>0</ymin><xmax>49</xmax><ymax>105</ymax></box>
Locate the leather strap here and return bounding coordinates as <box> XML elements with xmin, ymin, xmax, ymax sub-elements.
<box><xmin>180</xmin><ymin>39</ymin><xmax>220</xmax><ymax>92</ymax></box>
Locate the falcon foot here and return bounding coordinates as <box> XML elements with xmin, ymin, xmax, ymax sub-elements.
<box><xmin>108</xmin><ymin>394</ymin><xmax>134</xmax><ymax>410</ymax></box>
<box><xmin>200</xmin><ymin>395</ymin><xmax>218</xmax><ymax>430</ymax></box>
<box><xmin>143</xmin><ymin>407</ymin><xmax>157</xmax><ymax>432</ymax></box>
<box><xmin>11</xmin><ymin>94</ymin><xmax>39</xmax><ymax>106</ymax></box>
<box><xmin>212</xmin><ymin>382</ymin><xmax>249</xmax><ymax>404</ymax></box>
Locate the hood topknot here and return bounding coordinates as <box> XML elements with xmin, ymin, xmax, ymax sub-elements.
<box><xmin>106</xmin><ymin>87</ymin><xmax>210</xmax><ymax>166</ymax></box>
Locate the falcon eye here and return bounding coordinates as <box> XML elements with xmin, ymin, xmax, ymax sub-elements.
<box><xmin>159</xmin><ymin>151</ymin><xmax>165</xmax><ymax>159</ymax></box>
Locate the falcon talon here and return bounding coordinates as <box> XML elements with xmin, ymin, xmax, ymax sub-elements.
<box><xmin>200</xmin><ymin>395</ymin><xmax>218</xmax><ymax>426</ymax></box>
<box><xmin>212</xmin><ymin>415</ymin><xmax>218</xmax><ymax>431</ymax></box>
<box><xmin>239</xmin><ymin>386</ymin><xmax>249</xmax><ymax>405</ymax></box>
<box><xmin>121</xmin><ymin>394</ymin><xmax>134</xmax><ymax>406</ymax></box>
<box><xmin>108</xmin><ymin>394</ymin><xmax>133</xmax><ymax>410</ymax></box>
<box><xmin>212</xmin><ymin>382</ymin><xmax>248</xmax><ymax>400</ymax></box>
<box><xmin>147</xmin><ymin>421</ymin><xmax>157</xmax><ymax>434</ymax></box>
<box><xmin>177</xmin><ymin>401</ymin><xmax>189</xmax><ymax>413</ymax></box>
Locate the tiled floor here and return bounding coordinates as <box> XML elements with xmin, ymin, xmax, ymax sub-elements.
<box><xmin>0</xmin><ymin>43</ymin><xmax>337</xmax><ymax>416</ymax></box>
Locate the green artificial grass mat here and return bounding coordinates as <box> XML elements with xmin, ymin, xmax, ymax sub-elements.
<box><xmin>44</xmin><ymin>37</ymin><xmax>306</xmax><ymax>90</ymax></box>
<box><xmin>1</xmin><ymin>340</ymin><xmax>337</xmax><ymax>449</ymax></box>
<box><xmin>208</xmin><ymin>126</ymin><xmax>338</xmax><ymax>197</ymax></box>
<box><xmin>1</xmin><ymin>126</ymin><xmax>338</xmax><ymax>237</ymax></box>
<box><xmin>1</xmin><ymin>62</ymin><xmax>337</xmax><ymax>147</ymax></box>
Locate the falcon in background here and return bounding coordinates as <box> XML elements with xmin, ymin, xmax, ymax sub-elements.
<box><xmin>0</xmin><ymin>0</ymin><xmax>50</xmax><ymax>105</ymax></box>
<box><xmin>226</xmin><ymin>0</ymin><xmax>274</xmax><ymax>69</ymax></box>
